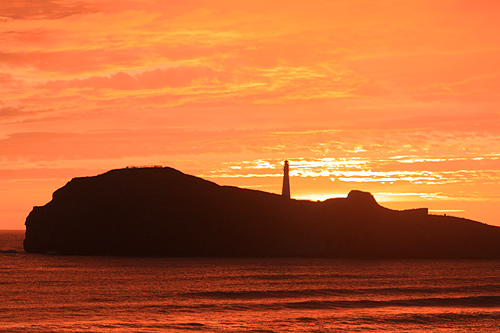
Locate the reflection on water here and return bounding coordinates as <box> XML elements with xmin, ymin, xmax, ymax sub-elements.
<box><xmin>2</xmin><ymin>231</ymin><xmax>500</xmax><ymax>332</ymax></box>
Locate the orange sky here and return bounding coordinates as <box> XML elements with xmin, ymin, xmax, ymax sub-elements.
<box><xmin>1</xmin><ymin>0</ymin><xmax>499</xmax><ymax>229</ymax></box>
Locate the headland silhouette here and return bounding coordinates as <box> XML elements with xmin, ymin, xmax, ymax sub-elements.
<box><xmin>24</xmin><ymin>166</ymin><xmax>500</xmax><ymax>258</ymax></box>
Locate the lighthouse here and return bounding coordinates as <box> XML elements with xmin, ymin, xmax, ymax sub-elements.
<box><xmin>282</xmin><ymin>160</ymin><xmax>291</xmax><ymax>199</ymax></box>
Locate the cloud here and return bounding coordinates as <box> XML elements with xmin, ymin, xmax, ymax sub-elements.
<box><xmin>416</xmin><ymin>74</ymin><xmax>500</xmax><ymax>103</ymax></box>
<box><xmin>0</xmin><ymin>106</ymin><xmax>24</xmax><ymax>118</ymax></box>
<box><xmin>0</xmin><ymin>73</ymin><xmax>20</xmax><ymax>86</ymax></box>
<box><xmin>0</xmin><ymin>49</ymin><xmax>146</xmax><ymax>76</ymax></box>
<box><xmin>41</xmin><ymin>66</ymin><xmax>222</xmax><ymax>90</ymax></box>
<box><xmin>0</xmin><ymin>0</ymin><xmax>96</xmax><ymax>20</ymax></box>
<box><xmin>348</xmin><ymin>50</ymin><xmax>500</xmax><ymax>102</ymax></box>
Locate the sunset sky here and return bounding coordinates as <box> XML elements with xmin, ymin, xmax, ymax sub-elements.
<box><xmin>1</xmin><ymin>0</ymin><xmax>500</xmax><ymax>229</ymax></box>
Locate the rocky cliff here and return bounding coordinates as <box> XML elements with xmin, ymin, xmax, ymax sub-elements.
<box><xmin>24</xmin><ymin>167</ymin><xmax>500</xmax><ymax>258</ymax></box>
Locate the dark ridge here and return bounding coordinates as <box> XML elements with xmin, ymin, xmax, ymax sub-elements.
<box><xmin>24</xmin><ymin>167</ymin><xmax>500</xmax><ymax>258</ymax></box>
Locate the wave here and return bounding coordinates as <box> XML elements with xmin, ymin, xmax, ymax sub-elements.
<box><xmin>281</xmin><ymin>296</ymin><xmax>500</xmax><ymax>310</ymax></box>
<box><xmin>365</xmin><ymin>311</ymin><xmax>500</xmax><ymax>326</ymax></box>
<box><xmin>141</xmin><ymin>295</ymin><xmax>500</xmax><ymax>314</ymax></box>
<box><xmin>0</xmin><ymin>249</ymin><xmax>18</xmax><ymax>254</ymax></box>
<box><xmin>224</xmin><ymin>272</ymin><xmax>404</xmax><ymax>281</ymax></box>
<box><xmin>182</xmin><ymin>285</ymin><xmax>500</xmax><ymax>299</ymax></box>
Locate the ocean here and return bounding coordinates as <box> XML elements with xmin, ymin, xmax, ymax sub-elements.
<box><xmin>2</xmin><ymin>230</ymin><xmax>500</xmax><ymax>332</ymax></box>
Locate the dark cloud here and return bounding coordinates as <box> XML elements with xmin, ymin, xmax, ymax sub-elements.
<box><xmin>0</xmin><ymin>106</ymin><xmax>56</xmax><ymax>122</ymax></box>
<box><xmin>0</xmin><ymin>106</ymin><xmax>24</xmax><ymax>118</ymax></box>
<box><xmin>0</xmin><ymin>0</ymin><xmax>96</xmax><ymax>20</ymax></box>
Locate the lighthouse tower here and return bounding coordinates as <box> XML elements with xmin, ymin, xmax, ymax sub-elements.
<box><xmin>282</xmin><ymin>160</ymin><xmax>291</xmax><ymax>199</ymax></box>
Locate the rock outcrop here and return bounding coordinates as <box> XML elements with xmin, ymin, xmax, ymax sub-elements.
<box><xmin>24</xmin><ymin>167</ymin><xmax>500</xmax><ymax>258</ymax></box>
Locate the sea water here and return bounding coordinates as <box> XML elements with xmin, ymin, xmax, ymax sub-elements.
<box><xmin>2</xmin><ymin>230</ymin><xmax>500</xmax><ymax>332</ymax></box>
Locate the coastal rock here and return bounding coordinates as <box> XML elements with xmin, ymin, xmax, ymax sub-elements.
<box><xmin>24</xmin><ymin>167</ymin><xmax>500</xmax><ymax>258</ymax></box>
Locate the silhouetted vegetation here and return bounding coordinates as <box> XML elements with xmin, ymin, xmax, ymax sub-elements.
<box><xmin>24</xmin><ymin>167</ymin><xmax>500</xmax><ymax>258</ymax></box>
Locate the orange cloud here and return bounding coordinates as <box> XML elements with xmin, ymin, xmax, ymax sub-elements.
<box><xmin>0</xmin><ymin>0</ymin><xmax>95</xmax><ymax>20</ymax></box>
<box><xmin>1</xmin><ymin>0</ymin><xmax>500</xmax><ymax>228</ymax></box>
